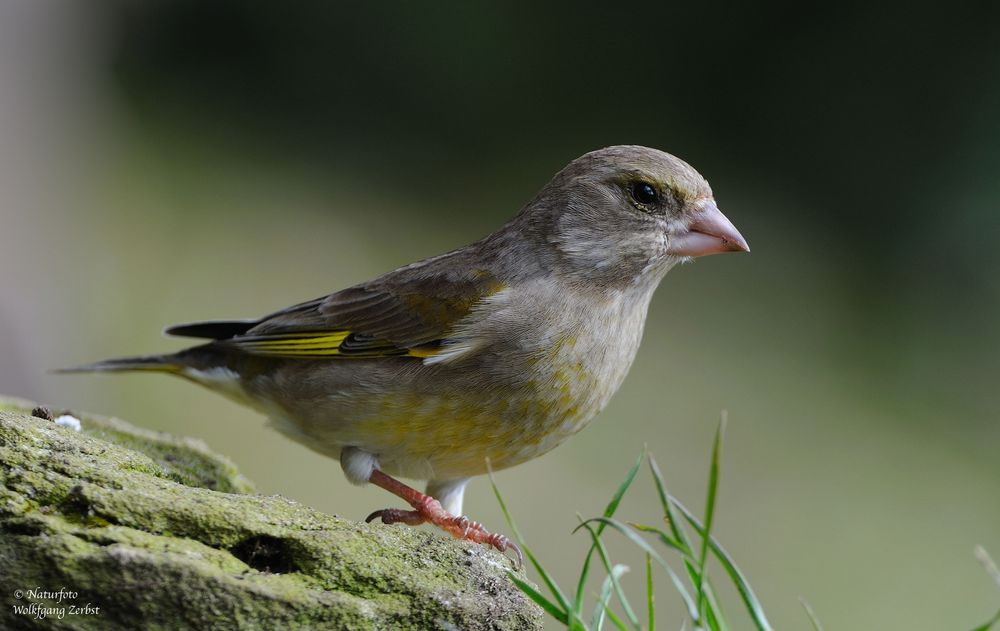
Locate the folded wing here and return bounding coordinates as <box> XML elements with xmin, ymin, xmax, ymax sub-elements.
<box><xmin>167</xmin><ymin>265</ymin><xmax>506</xmax><ymax>360</ymax></box>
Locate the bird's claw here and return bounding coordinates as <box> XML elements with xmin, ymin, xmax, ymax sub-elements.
<box><xmin>365</xmin><ymin>507</ymin><xmax>426</xmax><ymax>526</ymax></box>
<box><xmin>485</xmin><ymin>532</ymin><xmax>524</xmax><ymax>570</ymax></box>
<box><xmin>365</xmin><ymin>506</ymin><xmax>521</xmax><ymax>569</ymax></box>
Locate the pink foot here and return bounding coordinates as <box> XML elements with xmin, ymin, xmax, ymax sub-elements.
<box><xmin>365</xmin><ymin>470</ymin><xmax>523</xmax><ymax>569</ymax></box>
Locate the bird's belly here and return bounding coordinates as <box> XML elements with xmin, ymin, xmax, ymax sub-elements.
<box><xmin>331</xmin><ymin>386</ymin><xmax>602</xmax><ymax>481</ymax></box>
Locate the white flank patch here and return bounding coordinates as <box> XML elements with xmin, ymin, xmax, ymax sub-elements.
<box><xmin>182</xmin><ymin>367</ymin><xmax>246</xmax><ymax>401</ymax></box>
<box><xmin>54</xmin><ymin>415</ymin><xmax>81</xmax><ymax>432</ymax></box>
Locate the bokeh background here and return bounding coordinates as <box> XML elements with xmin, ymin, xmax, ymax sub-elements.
<box><xmin>2</xmin><ymin>2</ymin><xmax>998</xmax><ymax>628</ymax></box>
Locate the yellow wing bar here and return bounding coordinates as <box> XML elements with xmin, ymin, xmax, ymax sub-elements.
<box><xmin>228</xmin><ymin>331</ymin><xmax>440</xmax><ymax>359</ymax></box>
<box><xmin>230</xmin><ymin>332</ymin><xmax>352</xmax><ymax>356</ymax></box>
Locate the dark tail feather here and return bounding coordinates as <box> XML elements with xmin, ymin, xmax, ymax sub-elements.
<box><xmin>165</xmin><ymin>320</ymin><xmax>256</xmax><ymax>340</ymax></box>
<box><xmin>55</xmin><ymin>354</ymin><xmax>184</xmax><ymax>375</ymax></box>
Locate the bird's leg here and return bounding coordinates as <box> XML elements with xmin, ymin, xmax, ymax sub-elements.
<box><xmin>364</xmin><ymin>469</ymin><xmax>522</xmax><ymax>568</ymax></box>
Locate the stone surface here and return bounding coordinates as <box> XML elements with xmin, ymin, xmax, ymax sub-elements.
<box><xmin>0</xmin><ymin>397</ymin><xmax>541</xmax><ymax>630</ymax></box>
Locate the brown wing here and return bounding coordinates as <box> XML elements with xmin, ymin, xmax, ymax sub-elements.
<box><xmin>221</xmin><ymin>266</ymin><xmax>506</xmax><ymax>359</ymax></box>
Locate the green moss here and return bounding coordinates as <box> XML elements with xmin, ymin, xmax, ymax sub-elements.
<box><xmin>0</xmin><ymin>398</ymin><xmax>541</xmax><ymax>630</ymax></box>
<box><xmin>0</xmin><ymin>396</ymin><xmax>254</xmax><ymax>494</ymax></box>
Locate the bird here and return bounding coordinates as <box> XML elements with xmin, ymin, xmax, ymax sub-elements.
<box><xmin>64</xmin><ymin>145</ymin><xmax>748</xmax><ymax>566</ymax></box>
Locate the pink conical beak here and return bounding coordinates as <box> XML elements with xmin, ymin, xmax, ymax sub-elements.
<box><xmin>667</xmin><ymin>201</ymin><xmax>749</xmax><ymax>257</ymax></box>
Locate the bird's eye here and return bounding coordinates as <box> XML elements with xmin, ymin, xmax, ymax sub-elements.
<box><xmin>630</xmin><ymin>182</ymin><xmax>659</xmax><ymax>206</ymax></box>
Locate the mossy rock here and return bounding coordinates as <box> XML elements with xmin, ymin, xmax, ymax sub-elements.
<box><xmin>0</xmin><ymin>397</ymin><xmax>541</xmax><ymax>630</ymax></box>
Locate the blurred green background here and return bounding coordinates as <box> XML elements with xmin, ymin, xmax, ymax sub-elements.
<box><xmin>2</xmin><ymin>2</ymin><xmax>998</xmax><ymax>628</ymax></box>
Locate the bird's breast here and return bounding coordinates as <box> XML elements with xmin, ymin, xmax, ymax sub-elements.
<box><xmin>522</xmin><ymin>288</ymin><xmax>652</xmax><ymax>432</ymax></box>
<box><xmin>419</xmin><ymin>280</ymin><xmax>657</xmax><ymax>472</ymax></box>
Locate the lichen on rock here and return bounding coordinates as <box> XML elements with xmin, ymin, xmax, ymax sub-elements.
<box><xmin>0</xmin><ymin>397</ymin><xmax>541</xmax><ymax>630</ymax></box>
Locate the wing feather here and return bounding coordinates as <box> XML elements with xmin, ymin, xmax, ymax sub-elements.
<box><xmin>220</xmin><ymin>263</ymin><xmax>505</xmax><ymax>360</ymax></box>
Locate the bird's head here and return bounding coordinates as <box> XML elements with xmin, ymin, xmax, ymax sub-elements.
<box><xmin>524</xmin><ymin>145</ymin><xmax>748</xmax><ymax>289</ymax></box>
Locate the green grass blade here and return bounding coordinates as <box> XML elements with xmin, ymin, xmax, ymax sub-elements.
<box><xmin>680</xmin><ymin>557</ymin><xmax>704</xmax><ymax>611</ymax></box>
<box><xmin>575</xmin><ymin>450</ymin><xmax>646</xmax><ymax>614</ymax></box>
<box><xmin>652</xmin><ymin>455</ymin><xmax>728</xmax><ymax>627</ymax></box>
<box><xmin>603</xmin><ymin>449</ymin><xmax>646</xmax><ymax>524</ymax></box>
<box><xmin>633</xmin><ymin>521</ymin><xmax>710</xmax><ymax>627</ymax></box>
<box><xmin>580</xmin><ymin>517</ymin><xmax>700</xmax><ymax>622</ymax></box>
<box><xmin>704</xmin><ymin>604</ymin><xmax>723</xmax><ymax>631</ymax></box>
<box><xmin>573</xmin><ymin>547</ymin><xmax>597</xmax><ymax>627</ymax></box>
<box><xmin>649</xmin><ymin>455</ymin><xmax>694</xmax><ymax>556</ymax></box>
<box><xmin>976</xmin><ymin>546</ymin><xmax>1000</xmax><ymax>590</ymax></box>
<box><xmin>508</xmin><ymin>573</ymin><xmax>569</xmax><ymax>625</ymax></box>
<box><xmin>631</xmin><ymin>523</ymin><xmax>692</xmax><ymax>557</ymax></box>
<box><xmin>646</xmin><ymin>552</ymin><xmax>655</xmax><ymax>631</ymax></box>
<box><xmin>580</xmin><ymin>521</ymin><xmax>642</xmax><ymax>630</ymax></box>
<box><xmin>799</xmin><ymin>597</ymin><xmax>825</xmax><ymax>631</ymax></box>
<box><xmin>696</xmin><ymin>415</ymin><xmax>726</xmax><ymax>620</ymax></box>
<box><xmin>970</xmin><ymin>547</ymin><xmax>1000</xmax><ymax>631</ymax></box>
<box><xmin>669</xmin><ymin>496</ymin><xmax>773</xmax><ymax>631</ymax></box>
<box><xmin>592</xmin><ymin>564</ymin><xmax>630</xmax><ymax>631</ymax></box>
<box><xmin>636</xmin><ymin>530</ymin><xmax>704</xmax><ymax>617</ymax></box>
<box><xmin>602</xmin><ymin>602</ymin><xmax>632</xmax><ymax>631</ymax></box>
<box><xmin>970</xmin><ymin>609</ymin><xmax>1000</xmax><ymax>631</ymax></box>
<box><xmin>703</xmin><ymin>578</ymin><xmax>729</xmax><ymax>631</ymax></box>
<box><xmin>488</xmin><ymin>465</ymin><xmax>573</xmax><ymax>621</ymax></box>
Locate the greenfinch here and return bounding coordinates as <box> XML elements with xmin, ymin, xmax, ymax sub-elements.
<box><xmin>67</xmin><ymin>145</ymin><xmax>748</xmax><ymax>564</ymax></box>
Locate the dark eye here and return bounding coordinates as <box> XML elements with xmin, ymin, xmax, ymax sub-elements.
<box><xmin>630</xmin><ymin>182</ymin><xmax>659</xmax><ymax>206</ymax></box>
